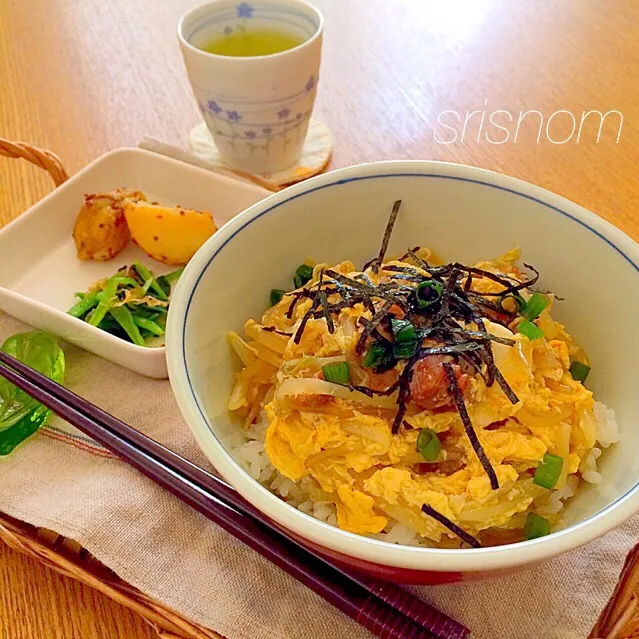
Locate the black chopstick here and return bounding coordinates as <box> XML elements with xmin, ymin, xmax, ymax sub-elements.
<box><xmin>0</xmin><ymin>351</ymin><xmax>470</xmax><ymax>639</ymax></box>
<box><xmin>0</xmin><ymin>356</ymin><xmax>463</xmax><ymax>637</ymax></box>
<box><xmin>0</xmin><ymin>359</ymin><xmax>431</xmax><ymax>639</ymax></box>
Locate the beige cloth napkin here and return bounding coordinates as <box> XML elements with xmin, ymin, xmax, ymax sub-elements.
<box><xmin>0</xmin><ymin>313</ymin><xmax>637</xmax><ymax>639</ymax></box>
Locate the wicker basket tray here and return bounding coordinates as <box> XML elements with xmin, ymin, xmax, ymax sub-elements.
<box><xmin>0</xmin><ymin>138</ymin><xmax>637</xmax><ymax>639</ymax></box>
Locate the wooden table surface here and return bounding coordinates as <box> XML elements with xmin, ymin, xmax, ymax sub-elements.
<box><xmin>1</xmin><ymin>0</ymin><xmax>638</xmax><ymax>636</ymax></box>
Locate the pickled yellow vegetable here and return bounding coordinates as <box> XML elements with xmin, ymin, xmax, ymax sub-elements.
<box><xmin>73</xmin><ymin>189</ymin><xmax>144</xmax><ymax>261</ymax></box>
<box><xmin>124</xmin><ymin>201</ymin><xmax>217</xmax><ymax>265</ymax></box>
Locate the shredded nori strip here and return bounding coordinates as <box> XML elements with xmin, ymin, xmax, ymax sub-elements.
<box><xmin>473</xmin><ymin>338</ymin><xmax>519</xmax><ymax>403</ymax></box>
<box><xmin>464</xmin><ymin>272</ymin><xmax>473</xmax><ymax>292</ymax></box>
<box><xmin>434</xmin><ymin>268</ymin><xmax>460</xmax><ymax>322</ymax></box>
<box><xmin>286</xmin><ymin>293</ymin><xmax>301</xmax><ymax>319</ymax></box>
<box><xmin>458</xmin><ymin>350</ymin><xmax>487</xmax><ymax>379</ymax></box>
<box><xmin>443</xmin><ymin>362</ymin><xmax>499</xmax><ymax>490</ymax></box>
<box><xmin>437</xmin><ymin>324</ymin><xmax>516</xmax><ymax>346</ymax></box>
<box><xmin>354</xmin><ymin>273</ymin><xmax>376</xmax><ymax>287</ymax></box>
<box><xmin>356</xmin><ymin>300</ymin><xmax>393</xmax><ymax>353</ymax></box>
<box><xmin>404</xmin><ymin>247</ymin><xmax>431</xmax><ymax>271</ymax></box>
<box><xmin>502</xmin><ymin>263</ymin><xmax>540</xmax><ymax>294</ymax></box>
<box><xmin>293</xmin><ymin>296</ymin><xmax>320</xmax><ymax>344</ymax></box>
<box><xmin>366</xmin><ymin>200</ymin><xmax>402</xmax><ymax>273</ymax></box>
<box><xmin>316</xmin><ymin>272</ymin><xmax>335</xmax><ymax>334</ymax></box>
<box><xmin>277</xmin><ymin>201</ymin><xmax>550</xmax><ymax>448</ymax></box>
<box><xmin>492</xmin><ymin>365</ymin><xmax>520</xmax><ymax>405</ymax></box>
<box><xmin>392</xmin><ymin>351</ymin><xmax>421</xmax><ymax>434</ymax></box>
<box><xmin>318</xmin><ymin>289</ymin><xmax>334</xmax><ymax>333</ymax></box>
<box><xmin>460</xmin><ymin>263</ymin><xmax>540</xmax><ymax>297</ymax></box>
<box><xmin>454</xmin><ymin>264</ymin><xmax>521</xmax><ymax>290</ymax></box>
<box><xmin>349</xmin><ymin>380</ymin><xmax>400</xmax><ymax>398</ymax></box>
<box><xmin>418</xmin><ymin>343</ymin><xmax>482</xmax><ymax>357</ymax></box>
<box><xmin>421</xmin><ymin>504</ymin><xmax>482</xmax><ymax>548</ymax></box>
<box><xmin>382</xmin><ymin>264</ymin><xmax>425</xmax><ymax>276</ymax></box>
<box><xmin>476</xmin><ymin>344</ymin><xmax>496</xmax><ymax>387</ymax></box>
<box><xmin>261</xmin><ymin>326</ymin><xmax>294</xmax><ymax>336</ymax></box>
<box><xmin>387</xmin><ymin>272</ymin><xmax>424</xmax><ymax>283</ymax></box>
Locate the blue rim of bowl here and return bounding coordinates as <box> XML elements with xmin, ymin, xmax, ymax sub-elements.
<box><xmin>179</xmin><ymin>170</ymin><xmax>639</xmax><ymax>554</ymax></box>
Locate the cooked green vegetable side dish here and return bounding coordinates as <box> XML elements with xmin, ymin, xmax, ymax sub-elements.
<box><xmin>68</xmin><ymin>262</ymin><xmax>183</xmax><ymax>345</ymax></box>
<box><xmin>0</xmin><ymin>332</ymin><xmax>65</xmax><ymax>455</ymax></box>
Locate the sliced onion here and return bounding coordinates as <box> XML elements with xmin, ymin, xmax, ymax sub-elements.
<box><xmin>228</xmin><ymin>331</ymin><xmax>258</xmax><ymax>366</ymax></box>
<box><xmin>244</xmin><ymin>319</ymin><xmax>289</xmax><ymax>353</ymax></box>
<box><xmin>281</xmin><ymin>355</ymin><xmax>346</xmax><ymax>374</ymax></box>
<box><xmin>341</xmin><ymin>420</ymin><xmax>391</xmax><ymax>451</ymax></box>
<box><xmin>275</xmin><ymin>377</ymin><xmax>397</xmax><ymax>409</ymax></box>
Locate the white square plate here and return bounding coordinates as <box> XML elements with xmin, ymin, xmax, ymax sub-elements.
<box><xmin>0</xmin><ymin>148</ymin><xmax>270</xmax><ymax>378</ymax></box>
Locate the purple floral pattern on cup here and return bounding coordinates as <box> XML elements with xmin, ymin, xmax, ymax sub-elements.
<box><xmin>236</xmin><ymin>2</ymin><xmax>254</xmax><ymax>18</ymax></box>
<box><xmin>207</xmin><ymin>100</ymin><xmax>223</xmax><ymax>114</ymax></box>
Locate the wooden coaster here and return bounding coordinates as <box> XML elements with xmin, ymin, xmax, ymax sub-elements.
<box><xmin>188</xmin><ymin>117</ymin><xmax>333</xmax><ymax>189</ymax></box>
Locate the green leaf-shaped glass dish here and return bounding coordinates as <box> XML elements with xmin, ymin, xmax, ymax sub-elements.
<box><xmin>0</xmin><ymin>331</ymin><xmax>65</xmax><ymax>455</ymax></box>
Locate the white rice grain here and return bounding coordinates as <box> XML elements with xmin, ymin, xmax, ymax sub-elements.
<box><xmin>582</xmin><ymin>470</ymin><xmax>603</xmax><ymax>484</ymax></box>
<box><xmin>593</xmin><ymin>401</ymin><xmax>620</xmax><ymax>448</ymax></box>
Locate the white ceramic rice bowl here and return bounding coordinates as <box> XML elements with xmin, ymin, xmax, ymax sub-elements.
<box><xmin>166</xmin><ymin>160</ymin><xmax>639</xmax><ymax>581</ymax></box>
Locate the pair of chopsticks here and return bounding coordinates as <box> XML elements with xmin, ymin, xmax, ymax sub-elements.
<box><xmin>0</xmin><ymin>351</ymin><xmax>469</xmax><ymax>639</ymax></box>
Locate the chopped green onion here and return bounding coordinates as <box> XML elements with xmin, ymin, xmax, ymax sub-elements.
<box><xmin>134</xmin><ymin>261</ymin><xmax>167</xmax><ymax>300</ymax></box>
<box><xmin>133</xmin><ymin>316</ymin><xmax>165</xmax><ymax>336</ymax></box>
<box><xmin>108</xmin><ymin>306</ymin><xmax>146</xmax><ymax>347</ymax></box>
<box><xmin>415</xmin><ymin>280</ymin><xmax>443</xmax><ymax>308</ymax></box>
<box><xmin>504</xmin><ymin>293</ymin><xmax>527</xmax><ymax>312</ymax></box>
<box><xmin>391</xmin><ymin>318</ymin><xmax>416</xmax><ymax>342</ymax></box>
<box><xmin>521</xmin><ymin>293</ymin><xmax>550</xmax><ymax>321</ymax></box>
<box><xmin>270</xmin><ymin>289</ymin><xmax>286</xmax><ymax>306</ymax></box>
<box><xmin>321</xmin><ymin>361</ymin><xmax>350</xmax><ymax>385</ymax></box>
<box><xmin>393</xmin><ymin>340</ymin><xmax>417</xmax><ymax>360</ymax></box>
<box><xmin>533</xmin><ymin>453</ymin><xmax>564</xmax><ymax>489</ymax></box>
<box><xmin>524</xmin><ymin>512</ymin><xmax>551</xmax><ymax>540</ymax></box>
<box><xmin>569</xmin><ymin>361</ymin><xmax>591</xmax><ymax>383</ymax></box>
<box><xmin>294</xmin><ymin>264</ymin><xmax>314</xmax><ymax>288</ymax></box>
<box><xmin>362</xmin><ymin>342</ymin><xmax>388</xmax><ymax>368</ymax></box>
<box><xmin>417</xmin><ymin>428</ymin><xmax>441</xmax><ymax>462</ymax></box>
<box><xmin>68</xmin><ymin>291</ymin><xmax>100</xmax><ymax>318</ymax></box>
<box><xmin>518</xmin><ymin>319</ymin><xmax>544</xmax><ymax>341</ymax></box>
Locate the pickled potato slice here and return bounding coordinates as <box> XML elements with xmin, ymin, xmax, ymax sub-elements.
<box><xmin>124</xmin><ymin>201</ymin><xmax>217</xmax><ymax>265</ymax></box>
<box><xmin>73</xmin><ymin>189</ymin><xmax>144</xmax><ymax>261</ymax></box>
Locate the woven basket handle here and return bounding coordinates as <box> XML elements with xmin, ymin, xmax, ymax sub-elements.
<box><xmin>0</xmin><ymin>138</ymin><xmax>69</xmax><ymax>187</ymax></box>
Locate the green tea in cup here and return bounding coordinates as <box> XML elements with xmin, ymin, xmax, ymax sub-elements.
<box><xmin>178</xmin><ymin>0</ymin><xmax>323</xmax><ymax>173</ymax></box>
<box><xmin>202</xmin><ymin>27</ymin><xmax>305</xmax><ymax>57</ymax></box>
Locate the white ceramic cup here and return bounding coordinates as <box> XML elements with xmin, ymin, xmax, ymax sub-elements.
<box><xmin>178</xmin><ymin>0</ymin><xmax>323</xmax><ymax>175</ymax></box>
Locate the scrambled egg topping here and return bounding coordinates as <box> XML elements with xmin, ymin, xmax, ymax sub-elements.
<box><xmin>228</xmin><ymin>249</ymin><xmax>601</xmax><ymax>547</ymax></box>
